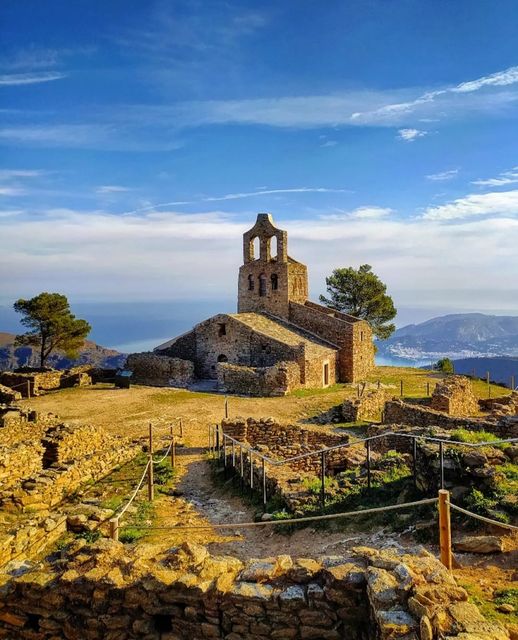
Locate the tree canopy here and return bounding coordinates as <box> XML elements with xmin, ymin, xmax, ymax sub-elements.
<box><xmin>434</xmin><ymin>357</ymin><xmax>454</xmax><ymax>374</ymax></box>
<box><xmin>14</xmin><ymin>292</ymin><xmax>91</xmax><ymax>368</ymax></box>
<box><xmin>319</xmin><ymin>264</ymin><xmax>397</xmax><ymax>339</ymax></box>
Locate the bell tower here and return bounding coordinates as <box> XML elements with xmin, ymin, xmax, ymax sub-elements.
<box><xmin>238</xmin><ymin>213</ymin><xmax>308</xmax><ymax>319</ymax></box>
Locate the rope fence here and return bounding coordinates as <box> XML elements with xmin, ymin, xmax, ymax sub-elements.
<box><xmin>111</xmin><ymin>496</ymin><xmax>439</xmax><ymax>531</ymax></box>
<box><xmin>448</xmin><ymin>501</ymin><xmax>518</xmax><ymax>531</ymax></box>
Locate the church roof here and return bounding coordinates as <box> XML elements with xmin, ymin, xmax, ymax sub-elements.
<box><xmin>229</xmin><ymin>312</ymin><xmax>338</xmax><ymax>354</ymax></box>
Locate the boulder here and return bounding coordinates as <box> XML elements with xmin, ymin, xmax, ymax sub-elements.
<box><xmin>453</xmin><ymin>535</ymin><xmax>504</xmax><ymax>554</ymax></box>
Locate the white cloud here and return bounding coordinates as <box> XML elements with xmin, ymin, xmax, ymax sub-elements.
<box><xmin>1</xmin><ymin>208</ymin><xmax>517</xmax><ymax>307</ymax></box>
<box><xmin>0</xmin><ymin>72</ymin><xmax>67</xmax><ymax>86</ymax></box>
<box><xmin>472</xmin><ymin>166</ymin><xmax>518</xmax><ymax>187</ymax></box>
<box><xmin>397</xmin><ymin>128</ymin><xmax>427</xmax><ymax>142</ymax></box>
<box><xmin>422</xmin><ymin>189</ymin><xmax>518</xmax><ymax>220</ymax></box>
<box><xmin>320</xmin><ymin>140</ymin><xmax>337</xmax><ymax>148</ymax></box>
<box><xmin>96</xmin><ymin>185</ymin><xmax>130</xmax><ymax>194</ymax></box>
<box><xmin>426</xmin><ymin>169</ymin><xmax>459</xmax><ymax>181</ymax></box>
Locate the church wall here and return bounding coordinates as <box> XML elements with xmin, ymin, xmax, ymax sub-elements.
<box><xmin>289</xmin><ymin>302</ymin><xmax>373</xmax><ymax>382</ymax></box>
<box><xmin>303</xmin><ymin>350</ymin><xmax>338</xmax><ymax>388</ymax></box>
<box><xmin>193</xmin><ymin>315</ymin><xmax>303</xmax><ymax>380</ymax></box>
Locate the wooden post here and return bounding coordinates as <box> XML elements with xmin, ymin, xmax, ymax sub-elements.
<box><xmin>148</xmin><ymin>422</ymin><xmax>154</xmax><ymax>500</ymax></box>
<box><xmin>366</xmin><ymin>441</ymin><xmax>371</xmax><ymax>490</ymax></box>
<box><xmin>377</xmin><ymin>379</ymin><xmax>381</xmax><ymax>390</ymax></box>
<box><xmin>171</xmin><ymin>435</ymin><xmax>176</xmax><ymax>468</ymax></box>
<box><xmin>412</xmin><ymin>437</ymin><xmax>417</xmax><ymax>489</ymax></box>
<box><xmin>27</xmin><ymin>380</ymin><xmax>31</xmax><ymax>399</ymax></box>
<box><xmin>224</xmin><ymin>397</ymin><xmax>229</xmax><ymax>419</ymax></box>
<box><xmin>400</xmin><ymin>380</ymin><xmax>404</xmax><ymax>397</ymax></box>
<box><xmin>109</xmin><ymin>517</ymin><xmax>119</xmax><ymax>541</ymax></box>
<box><xmin>438</xmin><ymin>489</ymin><xmax>452</xmax><ymax>570</ymax></box>
<box><xmin>216</xmin><ymin>425</ymin><xmax>220</xmax><ymax>459</ymax></box>
<box><xmin>426</xmin><ymin>381</ymin><xmax>430</xmax><ymax>396</ymax></box>
<box><xmin>439</xmin><ymin>441</ymin><xmax>444</xmax><ymax>490</ymax></box>
<box><xmin>320</xmin><ymin>451</ymin><xmax>326</xmax><ymax>511</ymax></box>
<box><xmin>179</xmin><ymin>418</ymin><xmax>183</xmax><ymax>438</ymax></box>
<box><xmin>262</xmin><ymin>458</ymin><xmax>267</xmax><ymax>508</ymax></box>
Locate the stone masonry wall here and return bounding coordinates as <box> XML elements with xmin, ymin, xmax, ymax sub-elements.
<box><xmin>430</xmin><ymin>376</ymin><xmax>479</xmax><ymax>416</ymax></box>
<box><xmin>0</xmin><ymin>540</ymin><xmax>509</xmax><ymax>640</ymax></box>
<box><xmin>0</xmin><ymin>421</ymin><xmax>140</xmax><ymax>513</ymax></box>
<box><xmin>126</xmin><ymin>352</ymin><xmax>195</xmax><ymax>387</ymax></box>
<box><xmin>0</xmin><ymin>383</ymin><xmax>21</xmax><ymax>404</ymax></box>
<box><xmin>289</xmin><ymin>301</ymin><xmax>374</xmax><ymax>383</ymax></box>
<box><xmin>342</xmin><ymin>388</ymin><xmax>387</xmax><ymax>422</ymax></box>
<box><xmin>383</xmin><ymin>399</ymin><xmax>518</xmax><ymax>438</ymax></box>
<box><xmin>217</xmin><ymin>361</ymin><xmax>302</xmax><ymax>396</ymax></box>
<box><xmin>221</xmin><ymin>417</ymin><xmax>356</xmax><ymax>475</ymax></box>
<box><xmin>0</xmin><ymin>367</ymin><xmax>93</xmax><ymax>398</ymax></box>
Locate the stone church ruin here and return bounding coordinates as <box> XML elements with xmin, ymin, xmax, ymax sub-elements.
<box><xmin>132</xmin><ymin>213</ymin><xmax>374</xmax><ymax>394</ymax></box>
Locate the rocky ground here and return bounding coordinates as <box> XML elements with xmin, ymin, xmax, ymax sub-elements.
<box><xmin>5</xmin><ymin>369</ymin><xmax>516</xmax><ymax>635</ymax></box>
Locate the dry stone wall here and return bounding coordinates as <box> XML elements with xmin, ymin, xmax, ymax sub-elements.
<box><xmin>217</xmin><ymin>361</ymin><xmax>302</xmax><ymax>396</ymax></box>
<box><xmin>126</xmin><ymin>352</ymin><xmax>194</xmax><ymax>387</ymax></box>
<box><xmin>0</xmin><ymin>513</ymin><xmax>67</xmax><ymax>568</ymax></box>
<box><xmin>0</xmin><ymin>383</ymin><xmax>21</xmax><ymax>404</ymax></box>
<box><xmin>383</xmin><ymin>399</ymin><xmax>518</xmax><ymax>438</ymax></box>
<box><xmin>0</xmin><ymin>419</ymin><xmax>140</xmax><ymax>513</ymax></box>
<box><xmin>0</xmin><ymin>367</ymin><xmax>93</xmax><ymax>398</ymax></box>
<box><xmin>342</xmin><ymin>388</ymin><xmax>387</xmax><ymax>422</ymax></box>
<box><xmin>0</xmin><ymin>540</ymin><xmax>509</xmax><ymax>640</ymax></box>
<box><xmin>430</xmin><ymin>376</ymin><xmax>479</xmax><ymax>416</ymax></box>
<box><xmin>479</xmin><ymin>391</ymin><xmax>518</xmax><ymax>417</ymax></box>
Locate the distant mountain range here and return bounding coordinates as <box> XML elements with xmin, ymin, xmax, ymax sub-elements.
<box><xmin>377</xmin><ymin>313</ymin><xmax>518</xmax><ymax>362</ymax></box>
<box><xmin>0</xmin><ymin>332</ymin><xmax>126</xmax><ymax>371</ymax></box>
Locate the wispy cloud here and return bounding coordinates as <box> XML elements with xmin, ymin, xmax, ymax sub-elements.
<box><xmin>426</xmin><ymin>169</ymin><xmax>459</xmax><ymax>181</ymax></box>
<box><xmin>397</xmin><ymin>128</ymin><xmax>427</xmax><ymax>142</ymax></box>
<box><xmin>472</xmin><ymin>166</ymin><xmax>518</xmax><ymax>187</ymax></box>
<box><xmin>321</xmin><ymin>206</ymin><xmax>393</xmax><ymax>220</ymax></box>
<box><xmin>320</xmin><ymin>139</ymin><xmax>337</xmax><ymax>148</ymax></box>
<box><xmin>96</xmin><ymin>185</ymin><xmax>130</xmax><ymax>194</ymax></box>
<box><xmin>0</xmin><ymin>72</ymin><xmax>67</xmax><ymax>86</ymax></box>
<box><xmin>422</xmin><ymin>189</ymin><xmax>518</xmax><ymax>220</ymax></box>
<box><xmin>0</xmin><ymin>169</ymin><xmax>47</xmax><ymax>180</ymax></box>
<box><xmin>123</xmin><ymin>187</ymin><xmax>348</xmax><ymax>215</ymax></box>
<box><xmin>352</xmin><ymin>65</ymin><xmax>518</xmax><ymax>124</ymax></box>
<box><xmin>0</xmin><ymin>187</ymin><xmax>25</xmax><ymax>196</ymax></box>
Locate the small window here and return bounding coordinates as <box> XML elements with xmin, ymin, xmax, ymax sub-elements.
<box><xmin>323</xmin><ymin>363</ymin><xmax>329</xmax><ymax>386</ymax></box>
<box><xmin>218</xmin><ymin>323</ymin><xmax>227</xmax><ymax>336</ymax></box>
<box><xmin>217</xmin><ymin>354</ymin><xmax>228</xmax><ymax>363</ymax></box>
<box><xmin>271</xmin><ymin>274</ymin><xmax>278</xmax><ymax>291</ymax></box>
<box><xmin>259</xmin><ymin>273</ymin><xmax>267</xmax><ymax>297</ymax></box>
<box><xmin>248</xmin><ymin>274</ymin><xmax>254</xmax><ymax>291</ymax></box>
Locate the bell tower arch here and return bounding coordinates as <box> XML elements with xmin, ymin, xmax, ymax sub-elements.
<box><xmin>238</xmin><ymin>213</ymin><xmax>308</xmax><ymax>318</ymax></box>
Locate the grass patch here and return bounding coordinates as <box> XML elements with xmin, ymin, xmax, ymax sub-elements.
<box><xmin>290</xmin><ymin>383</ymin><xmax>348</xmax><ymax>398</ymax></box>
<box><xmin>119</xmin><ymin>526</ymin><xmax>146</xmax><ymax>544</ymax></box>
<box><xmin>451</xmin><ymin>429</ymin><xmax>501</xmax><ymax>444</ymax></box>
<box><xmin>100</xmin><ymin>495</ymin><xmax>124</xmax><ymax>511</ymax></box>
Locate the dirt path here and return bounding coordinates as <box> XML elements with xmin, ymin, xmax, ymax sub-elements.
<box><xmin>141</xmin><ymin>444</ymin><xmax>412</xmax><ymax>560</ymax></box>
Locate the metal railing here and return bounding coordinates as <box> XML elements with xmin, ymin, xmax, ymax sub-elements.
<box><xmin>210</xmin><ymin>424</ymin><xmax>518</xmax><ymax>511</ymax></box>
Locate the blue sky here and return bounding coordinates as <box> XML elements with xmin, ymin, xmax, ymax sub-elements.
<box><xmin>1</xmin><ymin>0</ymin><xmax>518</xmax><ymax>320</ymax></box>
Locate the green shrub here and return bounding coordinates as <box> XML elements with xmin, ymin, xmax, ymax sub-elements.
<box><xmin>119</xmin><ymin>527</ymin><xmax>145</xmax><ymax>544</ymax></box>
